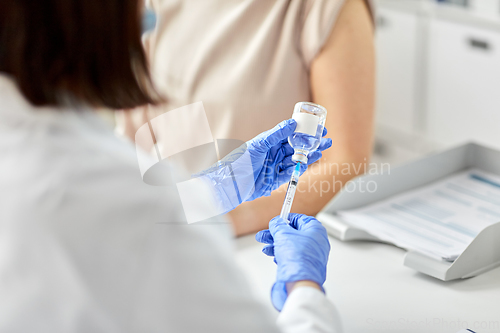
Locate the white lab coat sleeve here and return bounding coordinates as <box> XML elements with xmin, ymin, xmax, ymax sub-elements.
<box><xmin>277</xmin><ymin>287</ymin><xmax>343</xmax><ymax>333</ymax></box>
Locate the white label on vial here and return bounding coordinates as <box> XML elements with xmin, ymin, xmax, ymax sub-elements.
<box><xmin>292</xmin><ymin>113</ymin><xmax>319</xmax><ymax>136</ymax></box>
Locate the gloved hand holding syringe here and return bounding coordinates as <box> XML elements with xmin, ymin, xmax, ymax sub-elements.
<box><xmin>280</xmin><ymin>102</ymin><xmax>328</xmax><ymax>222</ymax></box>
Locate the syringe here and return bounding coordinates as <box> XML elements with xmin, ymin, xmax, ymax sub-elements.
<box><xmin>280</xmin><ymin>162</ymin><xmax>301</xmax><ymax>222</ymax></box>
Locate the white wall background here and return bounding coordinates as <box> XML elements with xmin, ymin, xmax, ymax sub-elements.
<box><xmin>374</xmin><ymin>0</ymin><xmax>500</xmax><ymax>165</ymax></box>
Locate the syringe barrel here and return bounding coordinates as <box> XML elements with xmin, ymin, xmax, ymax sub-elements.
<box><xmin>280</xmin><ymin>179</ymin><xmax>298</xmax><ymax>222</ymax></box>
<box><xmin>279</xmin><ymin>163</ymin><xmax>301</xmax><ymax>223</ymax></box>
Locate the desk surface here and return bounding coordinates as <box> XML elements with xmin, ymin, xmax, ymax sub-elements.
<box><xmin>234</xmin><ymin>234</ymin><xmax>500</xmax><ymax>333</ymax></box>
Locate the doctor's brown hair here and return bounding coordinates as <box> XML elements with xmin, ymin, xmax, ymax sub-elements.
<box><xmin>0</xmin><ymin>0</ymin><xmax>158</xmax><ymax>109</ymax></box>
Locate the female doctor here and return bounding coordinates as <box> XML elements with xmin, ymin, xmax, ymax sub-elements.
<box><xmin>0</xmin><ymin>0</ymin><xmax>341</xmax><ymax>332</ymax></box>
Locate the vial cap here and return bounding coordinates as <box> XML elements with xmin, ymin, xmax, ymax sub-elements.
<box><xmin>292</xmin><ymin>153</ymin><xmax>308</xmax><ymax>165</ymax></box>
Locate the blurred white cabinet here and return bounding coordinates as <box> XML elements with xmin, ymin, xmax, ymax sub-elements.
<box><xmin>426</xmin><ymin>19</ymin><xmax>500</xmax><ymax>149</ymax></box>
<box><xmin>375</xmin><ymin>7</ymin><xmax>420</xmax><ymax>134</ymax></box>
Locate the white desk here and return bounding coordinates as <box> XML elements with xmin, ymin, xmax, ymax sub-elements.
<box><xmin>234</xmin><ymin>234</ymin><xmax>500</xmax><ymax>333</ymax></box>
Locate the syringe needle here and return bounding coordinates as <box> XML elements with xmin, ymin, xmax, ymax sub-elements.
<box><xmin>280</xmin><ymin>162</ymin><xmax>301</xmax><ymax>223</ymax></box>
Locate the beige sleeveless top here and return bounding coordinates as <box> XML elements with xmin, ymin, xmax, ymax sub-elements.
<box><xmin>119</xmin><ymin>0</ymin><xmax>373</xmax><ymax>172</ymax></box>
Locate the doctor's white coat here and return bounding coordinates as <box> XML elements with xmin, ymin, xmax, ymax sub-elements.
<box><xmin>0</xmin><ymin>75</ymin><xmax>342</xmax><ymax>333</ymax></box>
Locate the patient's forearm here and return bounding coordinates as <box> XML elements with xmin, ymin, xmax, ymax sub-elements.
<box><xmin>228</xmin><ymin>156</ymin><xmax>368</xmax><ymax>236</ymax></box>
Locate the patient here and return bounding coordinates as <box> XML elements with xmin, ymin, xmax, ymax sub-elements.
<box><xmin>118</xmin><ymin>0</ymin><xmax>376</xmax><ymax>235</ymax></box>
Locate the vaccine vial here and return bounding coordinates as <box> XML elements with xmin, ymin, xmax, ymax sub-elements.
<box><xmin>289</xmin><ymin>102</ymin><xmax>327</xmax><ymax>164</ymax></box>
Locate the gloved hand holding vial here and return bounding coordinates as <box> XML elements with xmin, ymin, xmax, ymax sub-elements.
<box><xmin>280</xmin><ymin>102</ymin><xmax>328</xmax><ymax>222</ymax></box>
<box><xmin>194</xmin><ymin>107</ymin><xmax>330</xmax><ymax>218</ymax></box>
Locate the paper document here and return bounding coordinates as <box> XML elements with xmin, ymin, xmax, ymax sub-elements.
<box><xmin>338</xmin><ymin>169</ymin><xmax>500</xmax><ymax>261</ymax></box>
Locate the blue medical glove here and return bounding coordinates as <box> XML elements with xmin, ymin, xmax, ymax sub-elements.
<box><xmin>255</xmin><ymin>214</ymin><xmax>331</xmax><ymax>311</ymax></box>
<box><xmin>244</xmin><ymin>119</ymin><xmax>332</xmax><ymax>201</ymax></box>
<box><xmin>194</xmin><ymin>119</ymin><xmax>332</xmax><ymax>213</ymax></box>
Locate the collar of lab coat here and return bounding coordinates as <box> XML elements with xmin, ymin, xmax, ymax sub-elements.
<box><xmin>0</xmin><ymin>73</ymin><xmax>93</xmax><ymax>114</ymax></box>
<box><xmin>0</xmin><ymin>73</ymin><xmax>109</xmax><ymax>135</ymax></box>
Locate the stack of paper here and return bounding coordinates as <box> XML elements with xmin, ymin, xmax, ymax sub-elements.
<box><xmin>338</xmin><ymin>169</ymin><xmax>500</xmax><ymax>261</ymax></box>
